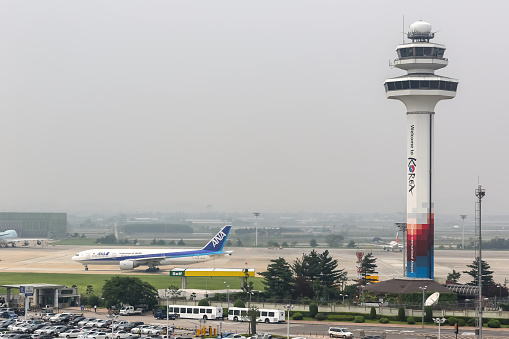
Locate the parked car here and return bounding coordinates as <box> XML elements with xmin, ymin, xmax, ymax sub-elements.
<box><xmin>106</xmin><ymin>331</ymin><xmax>132</xmax><ymax>339</ymax></box>
<box><xmin>68</xmin><ymin>317</ymin><xmax>85</xmax><ymax>326</ymax></box>
<box><xmin>59</xmin><ymin>329</ymin><xmax>82</xmax><ymax>339</ymax></box>
<box><xmin>85</xmin><ymin>332</ymin><xmax>108</xmax><ymax>339</ymax></box>
<box><xmin>328</xmin><ymin>328</ymin><xmax>353</xmax><ymax>339</ymax></box>
<box><xmin>1</xmin><ymin>312</ymin><xmax>18</xmax><ymax>319</ymax></box>
<box><xmin>78</xmin><ymin>319</ymin><xmax>96</xmax><ymax>328</ymax></box>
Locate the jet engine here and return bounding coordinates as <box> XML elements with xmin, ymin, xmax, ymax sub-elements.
<box><xmin>36</xmin><ymin>240</ymin><xmax>42</xmax><ymax>245</ymax></box>
<box><xmin>119</xmin><ymin>260</ymin><xmax>138</xmax><ymax>270</ymax></box>
<box><xmin>24</xmin><ymin>240</ymin><xmax>30</xmax><ymax>246</ymax></box>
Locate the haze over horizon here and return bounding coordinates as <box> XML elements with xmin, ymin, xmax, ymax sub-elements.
<box><xmin>1</xmin><ymin>1</ymin><xmax>507</xmax><ymax>215</ymax></box>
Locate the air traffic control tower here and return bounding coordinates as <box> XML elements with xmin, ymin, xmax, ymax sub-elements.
<box><xmin>384</xmin><ymin>21</ymin><xmax>458</xmax><ymax>279</ymax></box>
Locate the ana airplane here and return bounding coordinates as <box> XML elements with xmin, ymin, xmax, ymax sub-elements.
<box><xmin>72</xmin><ymin>225</ymin><xmax>232</xmax><ymax>272</ymax></box>
<box><xmin>0</xmin><ymin>230</ymin><xmax>47</xmax><ymax>247</ymax></box>
<box><xmin>382</xmin><ymin>232</ymin><xmax>404</xmax><ymax>251</ymax></box>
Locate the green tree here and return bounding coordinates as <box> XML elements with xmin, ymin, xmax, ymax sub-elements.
<box><xmin>447</xmin><ymin>270</ymin><xmax>461</xmax><ymax>283</ymax></box>
<box><xmin>177</xmin><ymin>239</ymin><xmax>186</xmax><ymax>246</ymax></box>
<box><xmin>102</xmin><ymin>276</ymin><xmax>158</xmax><ymax>308</ymax></box>
<box><xmin>157</xmin><ymin>239</ymin><xmax>166</xmax><ymax>246</ymax></box>
<box><xmin>346</xmin><ymin>240</ymin><xmax>356</xmax><ymax>248</ymax></box>
<box><xmin>260</xmin><ymin>257</ymin><xmax>293</xmax><ymax>299</ymax></box>
<box><xmin>370</xmin><ymin>306</ymin><xmax>377</xmax><ymax>320</ymax></box>
<box><xmin>236</xmin><ymin>238</ymin><xmax>243</xmax><ymax>246</ymax></box>
<box><xmin>86</xmin><ymin>285</ymin><xmax>94</xmax><ymax>296</ymax></box>
<box><xmin>310</xmin><ymin>239</ymin><xmax>318</xmax><ymax>247</ymax></box>
<box><xmin>233</xmin><ymin>299</ymin><xmax>245</xmax><ymax>307</ymax></box>
<box><xmin>463</xmin><ymin>257</ymin><xmax>495</xmax><ymax>287</ymax></box>
<box><xmin>325</xmin><ymin>234</ymin><xmax>344</xmax><ymax>247</ymax></box>
<box><xmin>360</xmin><ymin>252</ymin><xmax>378</xmax><ymax>285</ymax></box>
<box><xmin>198</xmin><ymin>299</ymin><xmax>209</xmax><ymax>306</ymax></box>
<box><xmin>309</xmin><ymin>302</ymin><xmax>318</xmax><ymax>318</ymax></box>
<box><xmin>166</xmin><ymin>285</ymin><xmax>181</xmax><ymax>304</ymax></box>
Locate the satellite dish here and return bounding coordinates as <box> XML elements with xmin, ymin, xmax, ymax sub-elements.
<box><xmin>425</xmin><ymin>292</ymin><xmax>440</xmax><ymax>306</ymax></box>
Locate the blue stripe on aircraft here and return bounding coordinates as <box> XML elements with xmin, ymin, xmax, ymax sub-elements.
<box><xmin>85</xmin><ymin>249</ymin><xmax>226</xmax><ymax>262</ymax></box>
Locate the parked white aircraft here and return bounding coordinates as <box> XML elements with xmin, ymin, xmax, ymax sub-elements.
<box><xmin>72</xmin><ymin>225</ymin><xmax>232</xmax><ymax>272</ymax></box>
<box><xmin>382</xmin><ymin>232</ymin><xmax>403</xmax><ymax>251</ymax></box>
<box><xmin>0</xmin><ymin>230</ymin><xmax>47</xmax><ymax>247</ymax></box>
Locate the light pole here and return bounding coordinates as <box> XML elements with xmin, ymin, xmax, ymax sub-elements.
<box><xmin>283</xmin><ymin>304</ymin><xmax>294</xmax><ymax>339</ymax></box>
<box><xmin>106</xmin><ymin>314</ymin><xmax>118</xmax><ymax>337</ymax></box>
<box><xmin>166</xmin><ymin>289</ymin><xmax>170</xmax><ymax>338</ymax></box>
<box><xmin>419</xmin><ymin>286</ymin><xmax>427</xmax><ymax>328</ymax></box>
<box><xmin>460</xmin><ymin>215</ymin><xmax>467</xmax><ymax>250</ymax></box>
<box><xmin>254</xmin><ymin>212</ymin><xmax>260</xmax><ymax>247</ymax></box>
<box><xmin>224</xmin><ymin>282</ymin><xmax>230</xmax><ymax>307</ymax></box>
<box><xmin>475</xmin><ymin>185</ymin><xmax>485</xmax><ymax>339</ymax></box>
<box><xmin>396</xmin><ymin>222</ymin><xmax>406</xmax><ymax>277</ymax></box>
<box><xmin>340</xmin><ymin>294</ymin><xmax>348</xmax><ymax>305</ymax></box>
<box><xmin>433</xmin><ymin>317</ymin><xmax>446</xmax><ymax>339</ymax></box>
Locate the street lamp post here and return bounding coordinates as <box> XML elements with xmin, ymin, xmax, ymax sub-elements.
<box><xmin>396</xmin><ymin>222</ymin><xmax>407</xmax><ymax>277</ymax></box>
<box><xmin>166</xmin><ymin>289</ymin><xmax>170</xmax><ymax>338</ymax></box>
<box><xmin>419</xmin><ymin>286</ymin><xmax>427</xmax><ymax>328</ymax></box>
<box><xmin>433</xmin><ymin>317</ymin><xmax>446</xmax><ymax>339</ymax></box>
<box><xmin>224</xmin><ymin>282</ymin><xmax>230</xmax><ymax>307</ymax></box>
<box><xmin>340</xmin><ymin>294</ymin><xmax>348</xmax><ymax>305</ymax></box>
<box><xmin>283</xmin><ymin>304</ymin><xmax>294</xmax><ymax>339</ymax></box>
<box><xmin>254</xmin><ymin>212</ymin><xmax>260</xmax><ymax>247</ymax></box>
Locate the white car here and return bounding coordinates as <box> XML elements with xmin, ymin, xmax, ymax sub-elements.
<box><xmin>59</xmin><ymin>329</ymin><xmax>83</xmax><ymax>339</ymax></box>
<box><xmin>130</xmin><ymin>325</ymin><xmax>150</xmax><ymax>334</ymax></box>
<box><xmin>49</xmin><ymin>313</ymin><xmax>72</xmax><ymax>323</ymax></box>
<box><xmin>78</xmin><ymin>331</ymin><xmax>98</xmax><ymax>339</ymax></box>
<box><xmin>85</xmin><ymin>332</ymin><xmax>108</xmax><ymax>339</ymax></box>
<box><xmin>106</xmin><ymin>331</ymin><xmax>132</xmax><ymax>339</ymax></box>
<box><xmin>146</xmin><ymin>327</ymin><xmax>166</xmax><ymax>335</ymax></box>
<box><xmin>328</xmin><ymin>327</ymin><xmax>354</xmax><ymax>339</ymax></box>
<box><xmin>223</xmin><ymin>335</ymin><xmax>246</xmax><ymax>339</ymax></box>
<box><xmin>78</xmin><ymin>318</ymin><xmax>96</xmax><ymax>328</ymax></box>
<box><xmin>86</xmin><ymin>319</ymin><xmax>102</xmax><ymax>327</ymax></box>
<box><xmin>34</xmin><ymin>326</ymin><xmax>55</xmax><ymax>335</ymax></box>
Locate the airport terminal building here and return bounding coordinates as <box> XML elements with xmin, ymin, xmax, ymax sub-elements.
<box><xmin>0</xmin><ymin>212</ymin><xmax>67</xmax><ymax>239</ymax></box>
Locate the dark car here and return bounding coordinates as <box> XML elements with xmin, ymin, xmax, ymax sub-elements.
<box><xmin>10</xmin><ymin>335</ymin><xmax>32</xmax><ymax>339</ymax></box>
<box><xmin>153</xmin><ymin>311</ymin><xmax>178</xmax><ymax>320</ymax></box>
<box><xmin>68</xmin><ymin>317</ymin><xmax>85</xmax><ymax>326</ymax></box>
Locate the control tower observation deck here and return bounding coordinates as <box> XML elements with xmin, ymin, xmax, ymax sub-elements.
<box><xmin>384</xmin><ymin>21</ymin><xmax>459</xmax><ymax>279</ymax></box>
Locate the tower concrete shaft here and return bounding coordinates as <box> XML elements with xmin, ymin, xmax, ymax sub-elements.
<box><xmin>384</xmin><ymin>21</ymin><xmax>458</xmax><ymax>279</ymax></box>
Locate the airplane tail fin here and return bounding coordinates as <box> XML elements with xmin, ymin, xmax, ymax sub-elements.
<box><xmin>396</xmin><ymin>232</ymin><xmax>399</xmax><ymax>244</ymax></box>
<box><xmin>202</xmin><ymin>225</ymin><xmax>232</xmax><ymax>252</ymax></box>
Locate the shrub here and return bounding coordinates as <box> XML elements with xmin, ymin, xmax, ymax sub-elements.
<box><xmin>458</xmin><ymin>318</ymin><xmax>467</xmax><ymax>326</ymax></box>
<box><xmin>309</xmin><ymin>303</ymin><xmax>318</xmax><ymax>318</ymax></box>
<box><xmin>315</xmin><ymin>313</ymin><xmax>326</xmax><ymax>321</ymax></box>
<box><xmin>398</xmin><ymin>307</ymin><xmax>406</xmax><ymax>321</ymax></box>
<box><xmin>198</xmin><ymin>299</ymin><xmax>209</xmax><ymax>306</ymax></box>
<box><xmin>424</xmin><ymin>306</ymin><xmax>433</xmax><ymax>322</ymax></box>
<box><xmin>407</xmin><ymin>316</ymin><xmax>415</xmax><ymax>324</ymax></box>
<box><xmin>354</xmin><ymin>316</ymin><xmax>365</xmax><ymax>323</ymax></box>
<box><xmin>379</xmin><ymin>317</ymin><xmax>390</xmax><ymax>324</ymax></box>
<box><xmin>488</xmin><ymin>319</ymin><xmax>501</xmax><ymax>328</ymax></box>
<box><xmin>327</xmin><ymin>315</ymin><xmax>355</xmax><ymax>321</ymax></box>
<box><xmin>233</xmin><ymin>299</ymin><xmax>245</xmax><ymax>308</ymax></box>
<box><xmin>447</xmin><ymin>317</ymin><xmax>458</xmax><ymax>326</ymax></box>
<box><xmin>370</xmin><ymin>306</ymin><xmax>377</xmax><ymax>320</ymax></box>
<box><xmin>292</xmin><ymin>312</ymin><xmax>303</xmax><ymax>320</ymax></box>
<box><xmin>467</xmin><ymin>318</ymin><xmax>476</xmax><ymax>326</ymax></box>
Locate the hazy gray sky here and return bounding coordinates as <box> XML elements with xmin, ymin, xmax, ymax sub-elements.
<box><xmin>1</xmin><ymin>1</ymin><xmax>507</xmax><ymax>215</ymax></box>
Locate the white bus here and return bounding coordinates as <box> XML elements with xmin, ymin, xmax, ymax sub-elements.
<box><xmin>168</xmin><ymin>305</ymin><xmax>223</xmax><ymax>320</ymax></box>
<box><xmin>227</xmin><ymin>307</ymin><xmax>285</xmax><ymax>323</ymax></box>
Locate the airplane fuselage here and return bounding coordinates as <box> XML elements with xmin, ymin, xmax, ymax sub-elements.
<box><xmin>72</xmin><ymin>249</ymin><xmax>215</xmax><ymax>266</ymax></box>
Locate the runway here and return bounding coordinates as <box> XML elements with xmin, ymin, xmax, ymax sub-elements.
<box><xmin>0</xmin><ymin>244</ymin><xmax>506</xmax><ymax>284</ymax></box>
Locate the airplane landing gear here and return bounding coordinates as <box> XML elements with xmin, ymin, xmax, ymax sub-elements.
<box><xmin>145</xmin><ymin>265</ymin><xmax>160</xmax><ymax>272</ymax></box>
<box><xmin>84</xmin><ymin>265</ymin><xmax>89</xmax><ymax>271</ymax></box>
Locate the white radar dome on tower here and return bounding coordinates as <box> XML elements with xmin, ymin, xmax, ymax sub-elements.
<box><xmin>409</xmin><ymin>21</ymin><xmax>432</xmax><ymax>34</ymax></box>
<box><xmin>407</xmin><ymin>20</ymin><xmax>434</xmax><ymax>41</ymax></box>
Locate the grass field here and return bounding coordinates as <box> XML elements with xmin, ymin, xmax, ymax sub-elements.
<box><xmin>0</xmin><ymin>272</ymin><xmax>264</xmax><ymax>296</ymax></box>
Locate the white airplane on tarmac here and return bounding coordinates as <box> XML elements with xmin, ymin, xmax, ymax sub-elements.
<box><xmin>0</xmin><ymin>230</ymin><xmax>48</xmax><ymax>247</ymax></box>
<box><xmin>72</xmin><ymin>225</ymin><xmax>232</xmax><ymax>272</ymax></box>
<box><xmin>382</xmin><ymin>232</ymin><xmax>403</xmax><ymax>251</ymax></box>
